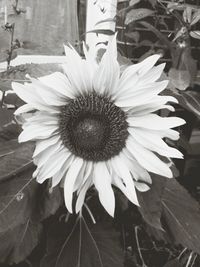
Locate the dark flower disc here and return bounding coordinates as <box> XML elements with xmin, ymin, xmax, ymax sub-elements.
<box><xmin>59</xmin><ymin>92</ymin><xmax>128</xmax><ymax>161</ymax></box>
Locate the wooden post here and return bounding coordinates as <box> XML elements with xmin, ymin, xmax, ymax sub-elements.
<box><xmin>86</xmin><ymin>0</ymin><xmax>117</xmax><ymax>58</ymax></box>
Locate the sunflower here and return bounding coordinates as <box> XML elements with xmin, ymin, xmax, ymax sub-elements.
<box><xmin>12</xmin><ymin>37</ymin><xmax>185</xmax><ymax>217</ymax></box>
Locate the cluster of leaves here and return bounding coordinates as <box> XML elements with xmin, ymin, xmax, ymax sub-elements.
<box><xmin>116</xmin><ymin>0</ymin><xmax>200</xmax><ymax>118</ymax></box>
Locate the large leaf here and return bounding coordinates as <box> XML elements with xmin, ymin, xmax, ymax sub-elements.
<box><xmin>33</xmin><ymin>182</ymin><xmax>63</xmax><ymax>222</ymax></box>
<box><xmin>125</xmin><ymin>8</ymin><xmax>154</xmax><ymax>25</ymax></box>
<box><xmin>0</xmin><ymin>166</ymin><xmax>37</xmax><ymax>232</ymax></box>
<box><xmin>0</xmin><ymin>121</ymin><xmax>21</xmax><ymax>141</ymax></box>
<box><xmin>0</xmin><ymin>142</ymin><xmax>34</xmax><ymax>182</ymax></box>
<box><xmin>161</xmin><ymin>179</ymin><xmax>200</xmax><ymax>254</ymax></box>
<box><xmin>0</xmin><ymin>220</ymin><xmax>42</xmax><ymax>264</ymax></box>
<box><xmin>41</xmin><ymin>217</ymin><xmax>124</xmax><ymax>267</ymax></box>
<box><xmin>141</xmin><ymin>177</ymin><xmax>200</xmax><ymax>254</ymax></box>
<box><xmin>138</xmin><ymin>175</ymin><xmax>166</xmax><ymax>230</ymax></box>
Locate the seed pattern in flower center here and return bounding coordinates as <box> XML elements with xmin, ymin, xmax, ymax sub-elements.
<box><xmin>59</xmin><ymin>92</ymin><xmax>128</xmax><ymax>161</ymax></box>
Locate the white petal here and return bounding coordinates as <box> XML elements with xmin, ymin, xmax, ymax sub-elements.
<box><xmin>122</xmin><ymin>149</ymin><xmax>152</xmax><ymax>183</ymax></box>
<box><xmin>75</xmin><ymin>176</ymin><xmax>92</xmax><ymax>213</ymax></box>
<box><xmin>127</xmin><ymin>95</ymin><xmax>178</xmax><ymax>116</ymax></box>
<box><xmin>81</xmin><ymin>161</ymin><xmax>93</xmax><ymax>187</ymax></box>
<box><xmin>39</xmin><ymin>72</ymin><xmax>75</xmax><ymax>99</ymax></box>
<box><xmin>113</xmin><ymin>174</ymin><xmax>139</xmax><ymax>205</ymax></box>
<box><xmin>129</xmin><ymin>128</ymin><xmax>183</xmax><ymax>158</ymax></box>
<box><xmin>33</xmin><ymin>135</ymin><xmax>60</xmax><ymax>157</ymax></box>
<box><xmin>73</xmin><ymin>161</ymin><xmax>86</xmax><ymax>192</ymax></box>
<box><xmin>156</xmin><ymin>129</ymin><xmax>180</xmax><ymax>140</ymax></box>
<box><xmin>36</xmin><ymin>148</ymin><xmax>71</xmax><ymax>183</ymax></box>
<box><xmin>14</xmin><ymin>104</ymin><xmax>35</xmax><ymax>115</ymax></box>
<box><xmin>93</xmin><ymin>35</ymin><xmax>120</xmax><ymax>96</ymax></box>
<box><xmin>134</xmin><ymin>181</ymin><xmax>150</xmax><ymax>192</ymax></box>
<box><xmin>19</xmin><ymin>124</ymin><xmax>58</xmax><ymax>142</ymax></box>
<box><xmin>33</xmin><ymin>141</ymin><xmax>62</xmax><ymax>167</ymax></box>
<box><xmin>27</xmin><ymin>112</ymin><xmax>58</xmax><ymax>125</ymax></box>
<box><xmin>93</xmin><ymin>162</ymin><xmax>115</xmax><ymax>217</ymax></box>
<box><xmin>63</xmin><ymin>44</ymin><xmax>94</xmax><ymax>94</ymax></box>
<box><xmin>127</xmin><ymin>114</ymin><xmax>186</xmax><ymax>130</ymax></box>
<box><xmin>115</xmin><ymin>81</ymin><xmax>168</xmax><ymax>108</ymax></box>
<box><xmin>127</xmin><ymin>137</ymin><xmax>173</xmax><ymax>178</ymax></box>
<box><xmin>116</xmin><ymin>54</ymin><xmax>161</xmax><ymax>96</ymax></box>
<box><xmin>138</xmin><ymin>63</ymin><xmax>165</xmax><ymax>84</ymax></box>
<box><xmin>51</xmin><ymin>155</ymin><xmax>74</xmax><ymax>188</ymax></box>
<box><xmin>12</xmin><ymin>82</ymin><xmax>56</xmax><ymax>112</ymax></box>
<box><xmin>28</xmin><ymin>78</ymin><xmax>67</xmax><ymax>107</ymax></box>
<box><xmin>64</xmin><ymin>157</ymin><xmax>84</xmax><ymax>213</ymax></box>
<box><xmin>110</xmin><ymin>155</ymin><xmax>139</xmax><ymax>205</ymax></box>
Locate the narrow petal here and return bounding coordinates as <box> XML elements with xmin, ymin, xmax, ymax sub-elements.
<box><xmin>64</xmin><ymin>157</ymin><xmax>84</xmax><ymax>213</ymax></box>
<box><xmin>93</xmin><ymin>35</ymin><xmax>120</xmax><ymax>96</ymax></box>
<box><xmin>116</xmin><ymin>54</ymin><xmax>161</xmax><ymax>97</ymax></box>
<box><xmin>36</xmin><ymin>148</ymin><xmax>71</xmax><ymax>183</ymax></box>
<box><xmin>51</xmin><ymin>155</ymin><xmax>74</xmax><ymax>188</ymax></box>
<box><xmin>113</xmin><ymin>174</ymin><xmax>139</xmax><ymax>205</ymax></box>
<box><xmin>33</xmin><ymin>135</ymin><xmax>60</xmax><ymax>157</ymax></box>
<box><xmin>12</xmin><ymin>82</ymin><xmax>56</xmax><ymax>112</ymax></box>
<box><xmin>127</xmin><ymin>114</ymin><xmax>186</xmax><ymax>130</ymax></box>
<box><xmin>138</xmin><ymin>63</ymin><xmax>165</xmax><ymax>84</ymax></box>
<box><xmin>115</xmin><ymin>81</ymin><xmax>168</xmax><ymax>108</ymax></box>
<box><xmin>28</xmin><ymin>78</ymin><xmax>67</xmax><ymax>107</ymax></box>
<box><xmin>134</xmin><ymin>181</ymin><xmax>150</xmax><ymax>192</ymax></box>
<box><xmin>129</xmin><ymin>128</ymin><xmax>183</xmax><ymax>158</ymax></box>
<box><xmin>39</xmin><ymin>72</ymin><xmax>75</xmax><ymax>99</ymax></box>
<box><xmin>122</xmin><ymin>149</ymin><xmax>152</xmax><ymax>183</ymax></box>
<box><xmin>33</xmin><ymin>141</ymin><xmax>62</xmax><ymax>167</ymax></box>
<box><xmin>93</xmin><ymin>162</ymin><xmax>115</xmax><ymax>217</ymax></box>
<box><xmin>63</xmin><ymin>44</ymin><xmax>94</xmax><ymax>94</ymax></box>
<box><xmin>14</xmin><ymin>104</ymin><xmax>35</xmax><ymax>115</ymax></box>
<box><xmin>110</xmin><ymin>155</ymin><xmax>139</xmax><ymax>205</ymax></box>
<box><xmin>75</xmin><ymin>176</ymin><xmax>92</xmax><ymax>213</ymax></box>
<box><xmin>19</xmin><ymin>124</ymin><xmax>58</xmax><ymax>142</ymax></box>
<box><xmin>127</xmin><ymin>95</ymin><xmax>178</xmax><ymax>116</ymax></box>
<box><xmin>127</xmin><ymin>137</ymin><xmax>173</xmax><ymax>178</ymax></box>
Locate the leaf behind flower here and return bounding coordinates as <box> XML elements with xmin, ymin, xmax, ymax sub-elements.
<box><xmin>41</xmin><ymin>217</ymin><xmax>124</xmax><ymax>267</ymax></box>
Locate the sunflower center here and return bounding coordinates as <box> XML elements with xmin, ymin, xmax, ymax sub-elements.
<box><xmin>59</xmin><ymin>92</ymin><xmax>128</xmax><ymax>161</ymax></box>
<box><xmin>73</xmin><ymin>117</ymin><xmax>106</xmax><ymax>149</ymax></box>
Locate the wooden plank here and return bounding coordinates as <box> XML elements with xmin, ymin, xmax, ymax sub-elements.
<box><xmin>0</xmin><ymin>0</ymin><xmax>79</xmax><ymax>56</ymax></box>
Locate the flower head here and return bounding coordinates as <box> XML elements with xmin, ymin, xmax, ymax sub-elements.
<box><xmin>12</xmin><ymin>37</ymin><xmax>185</xmax><ymax>217</ymax></box>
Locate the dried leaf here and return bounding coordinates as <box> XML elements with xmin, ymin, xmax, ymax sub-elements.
<box><xmin>125</xmin><ymin>8</ymin><xmax>154</xmax><ymax>25</ymax></box>
<box><xmin>190</xmin><ymin>30</ymin><xmax>200</xmax><ymax>40</ymax></box>
<box><xmin>168</xmin><ymin>68</ymin><xmax>190</xmax><ymax>90</ymax></box>
<box><xmin>129</xmin><ymin>0</ymin><xmax>141</xmax><ymax>6</ymax></box>
<box><xmin>190</xmin><ymin>9</ymin><xmax>200</xmax><ymax>26</ymax></box>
